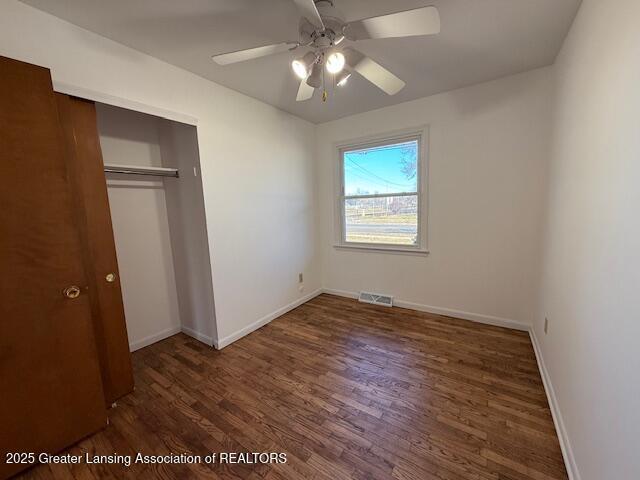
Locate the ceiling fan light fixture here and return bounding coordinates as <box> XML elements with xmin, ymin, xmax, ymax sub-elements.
<box><xmin>292</xmin><ymin>51</ymin><xmax>317</xmax><ymax>79</ymax></box>
<box><xmin>306</xmin><ymin>62</ymin><xmax>323</xmax><ymax>88</ymax></box>
<box><xmin>326</xmin><ymin>51</ymin><xmax>345</xmax><ymax>74</ymax></box>
<box><xmin>336</xmin><ymin>70</ymin><xmax>351</xmax><ymax>87</ymax></box>
<box><xmin>211</xmin><ymin>2</ymin><xmax>442</xmax><ymax>105</ymax></box>
<box><xmin>292</xmin><ymin>60</ymin><xmax>307</xmax><ymax>79</ymax></box>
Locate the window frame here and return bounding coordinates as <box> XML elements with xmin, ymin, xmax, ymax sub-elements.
<box><xmin>335</xmin><ymin>127</ymin><xmax>429</xmax><ymax>255</ymax></box>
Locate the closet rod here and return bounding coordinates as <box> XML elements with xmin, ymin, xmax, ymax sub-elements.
<box><xmin>103</xmin><ymin>164</ymin><xmax>179</xmax><ymax>178</ymax></box>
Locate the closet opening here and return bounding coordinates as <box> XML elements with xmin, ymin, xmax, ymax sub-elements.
<box><xmin>95</xmin><ymin>103</ymin><xmax>216</xmax><ymax>351</ymax></box>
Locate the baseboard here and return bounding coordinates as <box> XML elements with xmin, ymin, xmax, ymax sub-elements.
<box><xmin>181</xmin><ymin>325</ymin><xmax>214</xmax><ymax>347</ymax></box>
<box><xmin>529</xmin><ymin>329</ymin><xmax>580</xmax><ymax>480</ymax></box>
<box><xmin>213</xmin><ymin>289</ymin><xmax>323</xmax><ymax>350</ymax></box>
<box><xmin>129</xmin><ymin>325</ymin><xmax>181</xmax><ymax>352</ymax></box>
<box><xmin>322</xmin><ymin>288</ymin><xmax>360</xmax><ymax>299</ymax></box>
<box><xmin>321</xmin><ymin>288</ymin><xmax>529</xmax><ymax>331</ymax></box>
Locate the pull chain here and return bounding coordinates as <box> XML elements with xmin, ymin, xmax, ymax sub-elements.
<box><xmin>322</xmin><ymin>63</ymin><xmax>327</xmax><ymax>102</ymax></box>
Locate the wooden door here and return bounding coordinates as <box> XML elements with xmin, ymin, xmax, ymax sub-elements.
<box><xmin>0</xmin><ymin>57</ymin><xmax>107</xmax><ymax>479</ymax></box>
<box><xmin>56</xmin><ymin>94</ymin><xmax>135</xmax><ymax>404</ymax></box>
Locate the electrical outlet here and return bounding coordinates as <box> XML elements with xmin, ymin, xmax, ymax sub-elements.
<box><xmin>544</xmin><ymin>317</ymin><xmax>549</xmax><ymax>334</ymax></box>
<box><xmin>298</xmin><ymin>273</ymin><xmax>303</xmax><ymax>283</ymax></box>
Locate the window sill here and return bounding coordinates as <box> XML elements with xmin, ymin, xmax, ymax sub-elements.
<box><xmin>333</xmin><ymin>244</ymin><xmax>430</xmax><ymax>256</ymax></box>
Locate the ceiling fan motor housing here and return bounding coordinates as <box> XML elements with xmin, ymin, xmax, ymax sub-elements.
<box><xmin>314</xmin><ymin>0</ymin><xmax>345</xmax><ymax>46</ymax></box>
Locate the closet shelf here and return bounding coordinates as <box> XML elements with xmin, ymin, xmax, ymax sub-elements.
<box><xmin>103</xmin><ymin>163</ymin><xmax>179</xmax><ymax>178</ymax></box>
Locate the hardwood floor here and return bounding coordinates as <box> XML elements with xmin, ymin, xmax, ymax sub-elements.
<box><xmin>19</xmin><ymin>294</ymin><xmax>568</xmax><ymax>480</ymax></box>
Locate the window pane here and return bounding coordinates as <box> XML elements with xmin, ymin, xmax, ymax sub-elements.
<box><xmin>344</xmin><ymin>140</ymin><xmax>418</xmax><ymax>196</ymax></box>
<box><xmin>345</xmin><ymin>195</ymin><xmax>418</xmax><ymax>245</ymax></box>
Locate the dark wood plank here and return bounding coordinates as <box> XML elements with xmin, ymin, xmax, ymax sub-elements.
<box><xmin>17</xmin><ymin>294</ymin><xmax>568</xmax><ymax>480</ymax></box>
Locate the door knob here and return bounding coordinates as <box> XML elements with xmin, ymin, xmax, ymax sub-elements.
<box><xmin>105</xmin><ymin>273</ymin><xmax>116</xmax><ymax>283</ymax></box>
<box><xmin>63</xmin><ymin>285</ymin><xmax>81</xmax><ymax>299</ymax></box>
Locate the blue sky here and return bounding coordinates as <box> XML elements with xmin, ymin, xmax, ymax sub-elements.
<box><xmin>344</xmin><ymin>141</ymin><xmax>417</xmax><ymax>196</ymax></box>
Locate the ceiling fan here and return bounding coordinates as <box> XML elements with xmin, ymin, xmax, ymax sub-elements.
<box><xmin>212</xmin><ymin>0</ymin><xmax>440</xmax><ymax>102</ymax></box>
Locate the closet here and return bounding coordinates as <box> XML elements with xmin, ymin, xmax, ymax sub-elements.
<box><xmin>0</xmin><ymin>55</ymin><xmax>214</xmax><ymax>479</ymax></box>
<box><xmin>95</xmin><ymin>104</ymin><xmax>216</xmax><ymax>352</ymax></box>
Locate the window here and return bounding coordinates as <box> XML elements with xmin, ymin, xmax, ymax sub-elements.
<box><xmin>338</xmin><ymin>131</ymin><xmax>427</xmax><ymax>252</ymax></box>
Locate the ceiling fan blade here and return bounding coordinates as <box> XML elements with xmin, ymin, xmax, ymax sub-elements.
<box><xmin>345</xmin><ymin>6</ymin><xmax>440</xmax><ymax>41</ymax></box>
<box><xmin>292</xmin><ymin>0</ymin><xmax>325</xmax><ymax>30</ymax></box>
<box><xmin>344</xmin><ymin>47</ymin><xmax>405</xmax><ymax>95</ymax></box>
<box><xmin>212</xmin><ymin>42</ymin><xmax>295</xmax><ymax>65</ymax></box>
<box><xmin>296</xmin><ymin>80</ymin><xmax>315</xmax><ymax>102</ymax></box>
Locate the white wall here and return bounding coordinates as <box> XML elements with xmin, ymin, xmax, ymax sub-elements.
<box><xmin>0</xmin><ymin>0</ymin><xmax>320</xmax><ymax>344</ymax></box>
<box><xmin>97</xmin><ymin>104</ymin><xmax>164</xmax><ymax>168</ymax></box>
<box><xmin>316</xmin><ymin>68</ymin><xmax>553</xmax><ymax>328</ymax></box>
<box><xmin>535</xmin><ymin>0</ymin><xmax>640</xmax><ymax>478</ymax></box>
<box><xmin>96</xmin><ymin>105</ymin><xmax>182</xmax><ymax>351</ymax></box>
<box><xmin>160</xmin><ymin>121</ymin><xmax>218</xmax><ymax>344</ymax></box>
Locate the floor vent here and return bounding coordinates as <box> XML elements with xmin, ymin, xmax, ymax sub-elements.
<box><xmin>358</xmin><ymin>292</ymin><xmax>394</xmax><ymax>307</ymax></box>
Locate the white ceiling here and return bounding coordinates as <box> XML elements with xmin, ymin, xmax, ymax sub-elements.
<box><xmin>21</xmin><ymin>0</ymin><xmax>581</xmax><ymax>124</ymax></box>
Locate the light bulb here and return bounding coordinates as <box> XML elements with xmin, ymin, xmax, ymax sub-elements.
<box><xmin>336</xmin><ymin>71</ymin><xmax>351</xmax><ymax>87</ymax></box>
<box><xmin>292</xmin><ymin>60</ymin><xmax>308</xmax><ymax>79</ymax></box>
<box><xmin>291</xmin><ymin>52</ymin><xmax>316</xmax><ymax>79</ymax></box>
<box><xmin>326</xmin><ymin>51</ymin><xmax>345</xmax><ymax>74</ymax></box>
